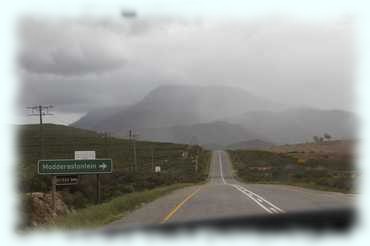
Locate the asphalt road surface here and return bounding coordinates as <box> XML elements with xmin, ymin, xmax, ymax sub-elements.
<box><xmin>103</xmin><ymin>150</ymin><xmax>355</xmax><ymax>231</ymax></box>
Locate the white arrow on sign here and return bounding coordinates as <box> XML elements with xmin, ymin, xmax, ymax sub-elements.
<box><xmin>99</xmin><ymin>163</ymin><xmax>107</xmax><ymax>170</ymax></box>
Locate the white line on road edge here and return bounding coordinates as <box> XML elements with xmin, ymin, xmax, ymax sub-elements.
<box><xmin>237</xmin><ymin>185</ymin><xmax>285</xmax><ymax>213</ymax></box>
<box><xmin>218</xmin><ymin>152</ymin><xmax>226</xmax><ymax>184</ymax></box>
<box><xmin>270</xmin><ymin>208</ymin><xmax>278</xmax><ymax>213</ymax></box>
<box><xmin>231</xmin><ymin>184</ymin><xmax>273</xmax><ymax>214</ymax></box>
<box><xmin>217</xmin><ymin>151</ymin><xmax>284</xmax><ymax>214</ymax></box>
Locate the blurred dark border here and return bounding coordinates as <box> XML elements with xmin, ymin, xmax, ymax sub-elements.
<box><xmin>103</xmin><ymin>208</ymin><xmax>355</xmax><ymax>235</ymax></box>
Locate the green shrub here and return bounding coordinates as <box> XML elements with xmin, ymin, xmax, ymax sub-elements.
<box><xmin>228</xmin><ymin>150</ymin><xmax>355</xmax><ymax>193</ymax></box>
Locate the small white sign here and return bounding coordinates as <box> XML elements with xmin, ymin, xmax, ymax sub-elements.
<box><xmin>155</xmin><ymin>166</ymin><xmax>161</xmax><ymax>173</ymax></box>
<box><xmin>182</xmin><ymin>151</ymin><xmax>188</xmax><ymax>158</ymax></box>
<box><xmin>74</xmin><ymin>151</ymin><xmax>96</xmax><ymax>160</ymax></box>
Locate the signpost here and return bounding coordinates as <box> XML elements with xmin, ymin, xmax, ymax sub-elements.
<box><xmin>56</xmin><ymin>175</ymin><xmax>79</xmax><ymax>185</ymax></box>
<box><xmin>38</xmin><ymin>158</ymin><xmax>113</xmax><ymax>206</ymax></box>
<box><xmin>38</xmin><ymin>159</ymin><xmax>113</xmax><ymax>175</ymax></box>
<box><xmin>74</xmin><ymin>151</ymin><xmax>96</xmax><ymax>160</ymax></box>
<box><xmin>73</xmin><ymin>151</ymin><xmax>101</xmax><ymax>204</ymax></box>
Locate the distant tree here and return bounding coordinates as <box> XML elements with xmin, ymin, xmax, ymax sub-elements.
<box><xmin>313</xmin><ymin>136</ymin><xmax>320</xmax><ymax>143</ymax></box>
<box><xmin>319</xmin><ymin>137</ymin><xmax>324</xmax><ymax>143</ymax></box>
<box><xmin>324</xmin><ymin>133</ymin><xmax>332</xmax><ymax>141</ymax></box>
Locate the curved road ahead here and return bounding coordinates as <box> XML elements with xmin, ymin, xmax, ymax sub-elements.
<box><xmin>103</xmin><ymin>151</ymin><xmax>354</xmax><ymax>231</ymax></box>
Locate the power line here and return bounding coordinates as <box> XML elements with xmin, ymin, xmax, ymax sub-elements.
<box><xmin>151</xmin><ymin>146</ymin><xmax>155</xmax><ymax>172</ymax></box>
<box><xmin>27</xmin><ymin>105</ymin><xmax>53</xmax><ymax>124</ymax></box>
<box><xmin>26</xmin><ymin>104</ymin><xmax>55</xmax><ymax>211</ymax></box>
<box><xmin>127</xmin><ymin>129</ymin><xmax>139</xmax><ymax>172</ymax></box>
<box><xmin>26</xmin><ymin>105</ymin><xmax>54</xmax><ymax>158</ymax></box>
<box><xmin>132</xmin><ymin>129</ymin><xmax>139</xmax><ymax>172</ymax></box>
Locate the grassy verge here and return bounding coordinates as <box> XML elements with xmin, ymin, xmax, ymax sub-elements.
<box><xmin>228</xmin><ymin>150</ymin><xmax>355</xmax><ymax>194</ymax></box>
<box><xmin>48</xmin><ymin>183</ymin><xmax>193</xmax><ymax>229</ymax></box>
<box><xmin>233</xmin><ymin>179</ymin><xmax>354</xmax><ymax>194</ymax></box>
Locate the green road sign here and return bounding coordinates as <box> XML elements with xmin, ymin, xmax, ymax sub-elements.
<box><xmin>38</xmin><ymin>159</ymin><xmax>113</xmax><ymax>175</ymax></box>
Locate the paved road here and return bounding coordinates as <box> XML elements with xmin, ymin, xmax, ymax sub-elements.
<box><xmin>103</xmin><ymin>150</ymin><xmax>355</xmax><ymax>231</ymax></box>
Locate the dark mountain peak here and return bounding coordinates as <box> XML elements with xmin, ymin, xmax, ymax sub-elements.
<box><xmin>143</xmin><ymin>84</ymin><xmax>253</xmax><ymax>101</ymax></box>
<box><xmin>70</xmin><ymin>84</ymin><xmax>354</xmax><ymax>146</ymax></box>
<box><xmin>227</xmin><ymin>139</ymin><xmax>275</xmax><ymax>150</ymax></box>
<box><xmin>140</xmin><ymin>84</ymin><xmax>202</xmax><ymax>106</ymax></box>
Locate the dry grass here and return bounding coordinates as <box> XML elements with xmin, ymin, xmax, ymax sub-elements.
<box><xmin>269</xmin><ymin>140</ymin><xmax>355</xmax><ymax>161</ymax></box>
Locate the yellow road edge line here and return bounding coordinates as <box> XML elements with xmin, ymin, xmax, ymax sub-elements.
<box><xmin>160</xmin><ymin>187</ymin><xmax>202</xmax><ymax>224</ymax></box>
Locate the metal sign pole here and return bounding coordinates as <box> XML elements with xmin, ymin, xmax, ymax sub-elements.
<box><xmin>51</xmin><ymin>175</ymin><xmax>56</xmax><ymax>213</ymax></box>
<box><xmin>151</xmin><ymin>146</ymin><xmax>154</xmax><ymax>172</ymax></box>
<box><xmin>195</xmin><ymin>157</ymin><xmax>198</xmax><ymax>173</ymax></box>
<box><xmin>96</xmin><ymin>174</ymin><xmax>101</xmax><ymax>204</ymax></box>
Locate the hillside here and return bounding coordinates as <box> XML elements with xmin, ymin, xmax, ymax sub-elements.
<box><xmin>71</xmin><ymin>85</ymin><xmax>281</xmax><ymax>133</ymax></box>
<box><xmin>269</xmin><ymin>140</ymin><xmax>354</xmax><ymax>161</ymax></box>
<box><xmin>18</xmin><ymin>123</ymin><xmax>210</xmax><ymax>228</ymax></box>
<box><xmin>71</xmin><ymin>85</ymin><xmax>356</xmax><ymax>146</ymax></box>
<box><xmin>135</xmin><ymin>121</ymin><xmax>261</xmax><ymax>147</ymax></box>
<box><xmin>228</xmin><ymin>149</ymin><xmax>355</xmax><ymax>193</ymax></box>
<box><xmin>227</xmin><ymin>139</ymin><xmax>275</xmax><ymax>150</ymax></box>
<box><xmin>226</xmin><ymin>108</ymin><xmax>356</xmax><ymax>144</ymax></box>
<box><xmin>70</xmin><ymin>106</ymin><xmax>124</xmax><ymax>131</ymax></box>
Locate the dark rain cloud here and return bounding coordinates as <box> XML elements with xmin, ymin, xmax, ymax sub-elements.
<box><xmin>18</xmin><ymin>16</ymin><xmax>354</xmax><ymax>116</ymax></box>
<box><xmin>18</xmin><ymin>18</ymin><xmax>129</xmax><ymax>76</ymax></box>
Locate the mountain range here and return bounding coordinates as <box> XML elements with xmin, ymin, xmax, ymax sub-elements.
<box><xmin>71</xmin><ymin>85</ymin><xmax>356</xmax><ymax>149</ymax></box>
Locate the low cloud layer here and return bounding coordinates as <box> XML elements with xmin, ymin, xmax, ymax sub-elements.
<box><xmin>18</xmin><ymin>15</ymin><xmax>354</xmax><ymax>118</ymax></box>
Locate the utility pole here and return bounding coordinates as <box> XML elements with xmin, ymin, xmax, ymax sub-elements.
<box><xmin>26</xmin><ymin>105</ymin><xmax>53</xmax><ymax>158</ymax></box>
<box><xmin>97</xmin><ymin>132</ymin><xmax>109</xmax><ymax>204</ymax></box>
<box><xmin>128</xmin><ymin>129</ymin><xmax>139</xmax><ymax>172</ymax></box>
<box><xmin>26</xmin><ymin>104</ymin><xmax>54</xmax><ymax>210</ymax></box>
<box><xmin>189</xmin><ymin>136</ymin><xmax>198</xmax><ymax>147</ymax></box>
<box><xmin>128</xmin><ymin>129</ymin><xmax>132</xmax><ymax>172</ymax></box>
<box><xmin>188</xmin><ymin>136</ymin><xmax>200</xmax><ymax>173</ymax></box>
<box><xmin>151</xmin><ymin>146</ymin><xmax>154</xmax><ymax>172</ymax></box>
<box><xmin>195</xmin><ymin>155</ymin><xmax>198</xmax><ymax>173</ymax></box>
<box><xmin>133</xmin><ymin>131</ymin><xmax>137</xmax><ymax>172</ymax></box>
<box><xmin>104</xmin><ymin>132</ymin><xmax>109</xmax><ymax>156</ymax></box>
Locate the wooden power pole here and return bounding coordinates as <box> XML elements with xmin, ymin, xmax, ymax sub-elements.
<box><xmin>26</xmin><ymin>105</ymin><xmax>53</xmax><ymax>158</ymax></box>
<box><xmin>128</xmin><ymin>129</ymin><xmax>139</xmax><ymax>172</ymax></box>
<box><xmin>151</xmin><ymin>146</ymin><xmax>154</xmax><ymax>172</ymax></box>
<box><xmin>26</xmin><ymin>105</ymin><xmax>55</xmax><ymax>210</ymax></box>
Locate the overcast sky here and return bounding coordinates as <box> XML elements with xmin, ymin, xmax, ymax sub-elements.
<box><xmin>17</xmin><ymin>14</ymin><xmax>354</xmax><ymax>124</ymax></box>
